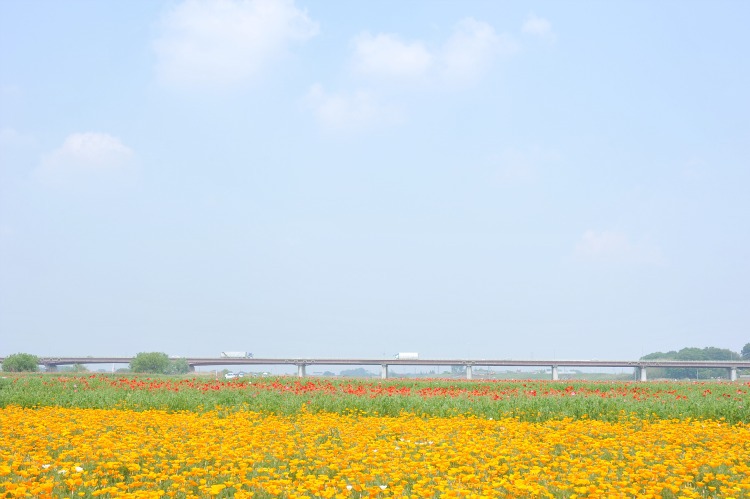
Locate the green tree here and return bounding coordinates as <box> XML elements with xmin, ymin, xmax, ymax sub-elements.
<box><xmin>641</xmin><ymin>347</ymin><xmax>740</xmax><ymax>379</ymax></box>
<box><xmin>339</xmin><ymin>368</ymin><xmax>375</xmax><ymax>377</ymax></box>
<box><xmin>742</xmin><ymin>343</ymin><xmax>750</xmax><ymax>360</ymax></box>
<box><xmin>167</xmin><ymin>358</ymin><xmax>191</xmax><ymax>375</ymax></box>
<box><xmin>451</xmin><ymin>365</ymin><xmax>467</xmax><ymax>376</ymax></box>
<box><xmin>2</xmin><ymin>353</ymin><xmax>39</xmax><ymax>372</ymax></box>
<box><xmin>130</xmin><ymin>352</ymin><xmax>171</xmax><ymax>374</ymax></box>
<box><xmin>59</xmin><ymin>363</ymin><xmax>89</xmax><ymax>373</ymax></box>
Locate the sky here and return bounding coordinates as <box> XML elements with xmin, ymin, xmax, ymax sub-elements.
<box><xmin>1</xmin><ymin>1</ymin><xmax>748</xmax><ymax>362</ymax></box>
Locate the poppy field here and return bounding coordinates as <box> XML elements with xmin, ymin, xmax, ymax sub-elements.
<box><xmin>1</xmin><ymin>375</ymin><xmax>749</xmax><ymax>498</ymax></box>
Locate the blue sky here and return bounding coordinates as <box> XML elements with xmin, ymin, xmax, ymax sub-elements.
<box><xmin>1</xmin><ymin>0</ymin><xmax>748</xmax><ymax>361</ymax></box>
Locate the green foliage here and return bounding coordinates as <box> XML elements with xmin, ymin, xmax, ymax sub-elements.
<box><xmin>742</xmin><ymin>343</ymin><xmax>750</xmax><ymax>360</ymax></box>
<box><xmin>339</xmin><ymin>368</ymin><xmax>375</xmax><ymax>377</ymax></box>
<box><xmin>167</xmin><ymin>358</ymin><xmax>191</xmax><ymax>375</ymax></box>
<box><xmin>641</xmin><ymin>346</ymin><xmax>741</xmax><ymax>379</ymax></box>
<box><xmin>130</xmin><ymin>352</ymin><xmax>171</xmax><ymax>374</ymax></box>
<box><xmin>59</xmin><ymin>363</ymin><xmax>89</xmax><ymax>373</ymax></box>
<box><xmin>1</xmin><ymin>353</ymin><xmax>39</xmax><ymax>372</ymax></box>
<box><xmin>130</xmin><ymin>353</ymin><xmax>192</xmax><ymax>375</ymax></box>
<box><xmin>0</xmin><ymin>375</ymin><xmax>748</xmax><ymax>424</ymax></box>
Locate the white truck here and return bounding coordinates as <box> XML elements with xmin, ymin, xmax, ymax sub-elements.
<box><xmin>220</xmin><ymin>352</ymin><xmax>253</xmax><ymax>358</ymax></box>
<box><xmin>395</xmin><ymin>352</ymin><xmax>419</xmax><ymax>360</ymax></box>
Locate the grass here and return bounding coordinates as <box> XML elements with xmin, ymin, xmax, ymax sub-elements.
<box><xmin>1</xmin><ymin>373</ymin><xmax>747</xmax><ymax>423</ymax></box>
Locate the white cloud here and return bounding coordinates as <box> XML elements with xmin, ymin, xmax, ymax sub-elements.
<box><xmin>154</xmin><ymin>0</ymin><xmax>318</xmax><ymax>89</ymax></box>
<box><xmin>306</xmin><ymin>84</ymin><xmax>402</xmax><ymax>131</ymax></box>
<box><xmin>440</xmin><ymin>18</ymin><xmax>518</xmax><ymax>83</ymax></box>
<box><xmin>352</xmin><ymin>33</ymin><xmax>433</xmax><ymax>80</ymax></box>
<box><xmin>522</xmin><ymin>14</ymin><xmax>554</xmax><ymax>40</ymax></box>
<box><xmin>350</xmin><ymin>18</ymin><xmax>517</xmax><ymax>86</ymax></box>
<box><xmin>316</xmin><ymin>17</ymin><xmax>516</xmax><ymax>131</ymax></box>
<box><xmin>37</xmin><ymin>132</ymin><xmax>134</xmax><ymax>183</ymax></box>
<box><xmin>575</xmin><ymin>230</ymin><xmax>662</xmax><ymax>264</ymax></box>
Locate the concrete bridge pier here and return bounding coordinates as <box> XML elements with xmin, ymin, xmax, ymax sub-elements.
<box><xmin>551</xmin><ymin>365</ymin><xmax>559</xmax><ymax>381</ymax></box>
<box><xmin>466</xmin><ymin>365</ymin><xmax>472</xmax><ymax>380</ymax></box>
<box><xmin>381</xmin><ymin>364</ymin><xmax>388</xmax><ymax>379</ymax></box>
<box><xmin>729</xmin><ymin>367</ymin><xmax>738</xmax><ymax>381</ymax></box>
<box><xmin>44</xmin><ymin>364</ymin><xmax>58</xmax><ymax>372</ymax></box>
<box><xmin>635</xmin><ymin>367</ymin><xmax>648</xmax><ymax>382</ymax></box>
<box><xmin>297</xmin><ymin>364</ymin><xmax>306</xmax><ymax>378</ymax></box>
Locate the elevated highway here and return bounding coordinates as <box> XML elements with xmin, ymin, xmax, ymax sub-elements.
<box><xmin>2</xmin><ymin>356</ymin><xmax>748</xmax><ymax>381</ymax></box>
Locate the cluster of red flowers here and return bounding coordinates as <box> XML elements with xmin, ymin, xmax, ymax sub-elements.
<box><xmin>37</xmin><ymin>374</ymin><xmax>749</xmax><ymax>403</ymax></box>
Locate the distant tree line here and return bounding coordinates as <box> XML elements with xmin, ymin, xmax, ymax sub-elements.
<box><xmin>3</xmin><ymin>346</ymin><xmax>749</xmax><ymax>375</ymax></box>
<box><xmin>339</xmin><ymin>367</ymin><xmax>375</xmax><ymax>377</ymax></box>
<box><xmin>641</xmin><ymin>344</ymin><xmax>749</xmax><ymax>379</ymax></box>
<box><xmin>0</xmin><ymin>351</ymin><xmax>191</xmax><ymax>374</ymax></box>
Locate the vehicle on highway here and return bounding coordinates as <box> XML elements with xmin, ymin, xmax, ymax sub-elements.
<box><xmin>395</xmin><ymin>352</ymin><xmax>419</xmax><ymax>360</ymax></box>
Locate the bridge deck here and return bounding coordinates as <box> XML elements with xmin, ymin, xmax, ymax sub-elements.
<box><xmin>3</xmin><ymin>357</ymin><xmax>748</xmax><ymax>369</ymax></box>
